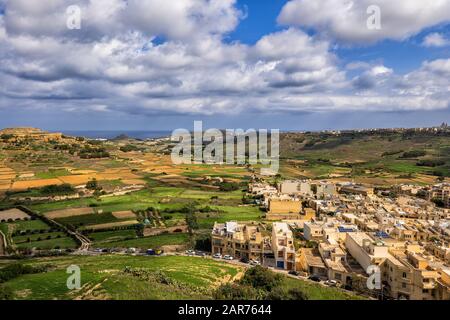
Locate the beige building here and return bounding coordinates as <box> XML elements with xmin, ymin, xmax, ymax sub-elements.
<box><xmin>272</xmin><ymin>222</ymin><xmax>296</xmax><ymax>270</ymax></box>
<box><xmin>316</xmin><ymin>182</ymin><xmax>337</xmax><ymax>198</ymax></box>
<box><xmin>278</xmin><ymin>180</ymin><xmax>313</xmax><ymax>196</ymax></box>
<box><xmin>344</xmin><ymin>232</ymin><xmax>389</xmax><ymax>271</ymax></box>
<box><xmin>340</xmin><ymin>184</ymin><xmax>374</xmax><ymax>196</ymax></box>
<box><xmin>211</xmin><ymin>221</ymin><xmax>268</xmax><ymax>261</ymax></box>
<box><xmin>382</xmin><ymin>249</ymin><xmax>448</xmax><ymax>300</ymax></box>
<box><xmin>267</xmin><ymin>197</ymin><xmax>302</xmax><ymax>220</ymax></box>
<box><xmin>297</xmin><ymin>248</ymin><xmax>327</xmax><ymax>278</ymax></box>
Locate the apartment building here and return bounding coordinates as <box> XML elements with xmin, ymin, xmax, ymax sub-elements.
<box><xmin>303</xmin><ymin>221</ymin><xmax>324</xmax><ymax>241</ymax></box>
<box><xmin>267</xmin><ymin>197</ymin><xmax>302</xmax><ymax>220</ymax></box>
<box><xmin>278</xmin><ymin>180</ymin><xmax>313</xmax><ymax>196</ymax></box>
<box><xmin>211</xmin><ymin>221</ymin><xmax>267</xmax><ymax>261</ymax></box>
<box><xmin>249</xmin><ymin>183</ymin><xmax>277</xmax><ymax>196</ymax></box>
<box><xmin>344</xmin><ymin>232</ymin><xmax>389</xmax><ymax>270</ymax></box>
<box><xmin>272</xmin><ymin>222</ymin><xmax>296</xmax><ymax>270</ymax></box>
<box><xmin>316</xmin><ymin>182</ymin><xmax>337</xmax><ymax>198</ymax></box>
<box><xmin>382</xmin><ymin>249</ymin><xmax>446</xmax><ymax>300</ymax></box>
<box><xmin>427</xmin><ymin>184</ymin><xmax>450</xmax><ymax>208</ymax></box>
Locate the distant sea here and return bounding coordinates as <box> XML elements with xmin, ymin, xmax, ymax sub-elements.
<box><xmin>59</xmin><ymin>130</ymin><xmax>172</xmax><ymax>140</ymax></box>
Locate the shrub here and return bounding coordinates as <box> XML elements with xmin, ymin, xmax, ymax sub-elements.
<box><xmin>240</xmin><ymin>266</ymin><xmax>283</xmax><ymax>292</ymax></box>
<box><xmin>213</xmin><ymin>283</ymin><xmax>262</xmax><ymax>300</ymax></box>
<box><xmin>400</xmin><ymin>150</ymin><xmax>426</xmax><ymax>158</ymax></box>
<box><xmin>0</xmin><ymin>285</ymin><xmax>13</xmax><ymax>300</ymax></box>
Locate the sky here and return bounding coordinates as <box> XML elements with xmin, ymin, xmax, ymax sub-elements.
<box><xmin>0</xmin><ymin>0</ymin><xmax>449</xmax><ymax>131</ymax></box>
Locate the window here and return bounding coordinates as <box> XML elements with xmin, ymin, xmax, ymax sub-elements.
<box><xmin>335</xmin><ymin>273</ymin><xmax>342</xmax><ymax>280</ymax></box>
<box><xmin>402</xmin><ymin>272</ymin><xmax>407</xmax><ymax>278</ymax></box>
<box><xmin>402</xmin><ymin>283</ymin><xmax>406</xmax><ymax>289</ymax></box>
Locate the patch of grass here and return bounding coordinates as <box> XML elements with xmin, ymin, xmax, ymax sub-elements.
<box><xmin>12</xmin><ymin>232</ymin><xmax>67</xmax><ymax>244</ymax></box>
<box><xmin>3</xmin><ymin>255</ymin><xmax>243</xmax><ymax>300</ymax></box>
<box><xmin>55</xmin><ymin>212</ymin><xmax>121</xmax><ymax>227</ymax></box>
<box><xmin>95</xmin><ymin>233</ymin><xmax>190</xmax><ymax>249</ymax></box>
<box><xmin>281</xmin><ymin>277</ymin><xmax>364</xmax><ymax>300</ymax></box>
<box><xmin>88</xmin><ymin>229</ymin><xmax>137</xmax><ymax>243</ymax></box>
<box><xmin>34</xmin><ymin>169</ymin><xmax>71</xmax><ymax>179</ymax></box>
<box><xmin>15</xmin><ymin>237</ymin><xmax>77</xmax><ymax>250</ymax></box>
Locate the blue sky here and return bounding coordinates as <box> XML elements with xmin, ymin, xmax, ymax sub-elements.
<box><xmin>0</xmin><ymin>0</ymin><xmax>449</xmax><ymax>131</ymax></box>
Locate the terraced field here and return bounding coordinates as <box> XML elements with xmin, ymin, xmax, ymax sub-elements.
<box><xmin>0</xmin><ymin>255</ymin><xmax>362</xmax><ymax>300</ymax></box>
<box><xmin>1</xmin><ymin>255</ymin><xmax>244</xmax><ymax>300</ymax></box>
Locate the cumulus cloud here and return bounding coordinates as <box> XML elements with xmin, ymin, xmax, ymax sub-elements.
<box><xmin>422</xmin><ymin>32</ymin><xmax>450</xmax><ymax>47</ymax></box>
<box><xmin>278</xmin><ymin>0</ymin><xmax>450</xmax><ymax>44</ymax></box>
<box><xmin>0</xmin><ymin>0</ymin><xmax>448</xmax><ymax>120</ymax></box>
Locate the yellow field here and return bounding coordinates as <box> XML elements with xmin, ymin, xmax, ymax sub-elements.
<box><xmin>112</xmin><ymin>211</ymin><xmax>136</xmax><ymax>219</ymax></box>
<box><xmin>0</xmin><ymin>173</ymin><xmax>15</xmax><ymax>180</ymax></box>
<box><xmin>0</xmin><ymin>208</ymin><xmax>30</xmax><ymax>220</ymax></box>
<box><xmin>11</xmin><ymin>179</ymin><xmax>63</xmax><ymax>190</ymax></box>
<box><xmin>121</xmin><ymin>179</ymin><xmax>146</xmax><ymax>185</ymax></box>
<box><xmin>58</xmin><ymin>175</ymin><xmax>96</xmax><ymax>185</ymax></box>
<box><xmin>0</xmin><ymin>183</ymin><xmax>11</xmax><ymax>191</ymax></box>
<box><xmin>44</xmin><ymin>207</ymin><xmax>94</xmax><ymax>219</ymax></box>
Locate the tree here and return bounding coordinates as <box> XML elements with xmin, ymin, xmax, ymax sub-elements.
<box><xmin>184</xmin><ymin>203</ymin><xmax>198</xmax><ymax>236</ymax></box>
<box><xmin>240</xmin><ymin>266</ymin><xmax>283</xmax><ymax>292</ymax></box>
<box><xmin>0</xmin><ymin>285</ymin><xmax>13</xmax><ymax>300</ymax></box>
<box><xmin>86</xmin><ymin>178</ymin><xmax>99</xmax><ymax>190</ymax></box>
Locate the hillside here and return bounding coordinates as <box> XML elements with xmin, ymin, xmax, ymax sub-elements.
<box><xmin>279</xmin><ymin>128</ymin><xmax>450</xmax><ymax>185</ymax></box>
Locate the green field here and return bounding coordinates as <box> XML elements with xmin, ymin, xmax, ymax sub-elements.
<box><xmin>34</xmin><ymin>169</ymin><xmax>71</xmax><ymax>179</ymax></box>
<box><xmin>281</xmin><ymin>277</ymin><xmax>362</xmax><ymax>300</ymax></box>
<box><xmin>7</xmin><ymin>219</ymin><xmax>50</xmax><ymax>232</ymax></box>
<box><xmin>14</xmin><ymin>237</ymin><xmax>78</xmax><ymax>250</ymax></box>
<box><xmin>13</xmin><ymin>232</ymin><xmax>66</xmax><ymax>244</ymax></box>
<box><xmin>55</xmin><ymin>212</ymin><xmax>123</xmax><ymax>227</ymax></box>
<box><xmin>94</xmin><ymin>233</ymin><xmax>190</xmax><ymax>249</ymax></box>
<box><xmin>1</xmin><ymin>255</ymin><xmax>243</xmax><ymax>300</ymax></box>
<box><xmin>88</xmin><ymin>229</ymin><xmax>137</xmax><ymax>243</ymax></box>
<box><xmin>0</xmin><ymin>255</ymin><xmax>361</xmax><ymax>300</ymax></box>
<box><xmin>28</xmin><ymin>187</ymin><xmax>261</xmax><ymax>231</ymax></box>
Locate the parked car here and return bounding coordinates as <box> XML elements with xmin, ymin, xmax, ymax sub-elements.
<box><xmin>147</xmin><ymin>249</ymin><xmax>163</xmax><ymax>256</ymax></box>
<box><xmin>308</xmin><ymin>275</ymin><xmax>321</xmax><ymax>282</ymax></box>
<box><xmin>325</xmin><ymin>280</ymin><xmax>338</xmax><ymax>287</ymax></box>
<box><xmin>288</xmin><ymin>270</ymin><xmax>299</xmax><ymax>276</ymax></box>
<box><xmin>239</xmin><ymin>257</ymin><xmax>249</xmax><ymax>263</ymax></box>
<box><xmin>223</xmin><ymin>255</ymin><xmax>233</xmax><ymax>260</ymax></box>
<box><xmin>213</xmin><ymin>253</ymin><xmax>222</xmax><ymax>259</ymax></box>
<box><xmin>249</xmin><ymin>260</ymin><xmax>261</xmax><ymax>266</ymax></box>
<box><xmin>186</xmin><ymin>250</ymin><xmax>195</xmax><ymax>256</ymax></box>
<box><xmin>195</xmin><ymin>251</ymin><xmax>206</xmax><ymax>257</ymax></box>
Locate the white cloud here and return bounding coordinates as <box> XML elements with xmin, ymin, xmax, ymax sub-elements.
<box><xmin>422</xmin><ymin>32</ymin><xmax>450</xmax><ymax>47</ymax></box>
<box><xmin>278</xmin><ymin>0</ymin><xmax>450</xmax><ymax>44</ymax></box>
<box><xmin>0</xmin><ymin>0</ymin><xmax>448</xmax><ymax>119</ymax></box>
